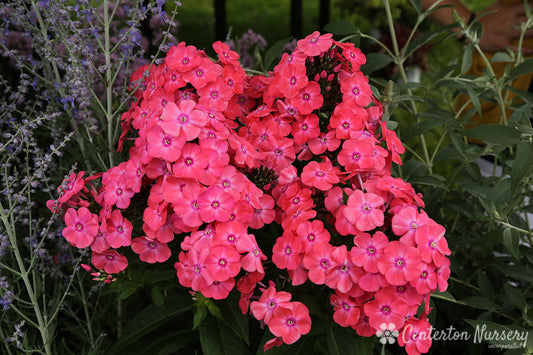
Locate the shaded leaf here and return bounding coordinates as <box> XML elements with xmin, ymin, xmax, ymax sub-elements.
<box><xmin>151</xmin><ymin>286</ymin><xmax>164</xmax><ymax>308</ymax></box>
<box><xmin>511</xmin><ymin>142</ymin><xmax>533</xmax><ymax>194</ymax></box>
<box><xmin>509</xmin><ymin>58</ymin><xmax>533</xmax><ymax>80</ymax></box>
<box><xmin>463</xmin><ymin>296</ymin><xmax>498</xmax><ymax>310</ymax></box>
<box><xmin>326</xmin><ymin>326</ymin><xmax>359</xmax><ymax>355</ymax></box>
<box><xmin>503</xmin><ymin>228</ymin><xmax>520</xmax><ymax>260</ymax></box>
<box><xmin>464</xmin><ymin>124</ymin><xmax>521</xmax><ymax>145</ymax></box>
<box><xmin>461</xmin><ymin>45</ymin><xmax>473</xmax><ymax>74</ymax></box>
<box><xmin>361</xmin><ymin>53</ymin><xmax>393</xmax><ymax>75</ymax></box>
<box><xmin>503</xmin><ymin>283</ymin><xmax>526</xmax><ymax>308</ymax></box>
<box><xmin>218</xmin><ymin>296</ymin><xmax>249</xmax><ymax>345</ymax></box>
<box><xmin>199</xmin><ymin>316</ymin><xmax>249</xmax><ymax>355</ymax></box>
<box><xmin>323</xmin><ymin>20</ymin><xmax>358</xmax><ymax>35</ymax></box>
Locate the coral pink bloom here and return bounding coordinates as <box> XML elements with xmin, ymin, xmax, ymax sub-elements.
<box><xmin>166</xmin><ymin>42</ymin><xmax>201</xmax><ymax>72</ymax></box>
<box><xmin>292</xmin><ymin>114</ymin><xmax>320</xmax><ymax>145</ymax></box>
<box><xmin>175</xmin><ymin>249</ymin><xmax>214</xmax><ymax>291</ymax></box>
<box><xmin>182</xmin><ymin>57</ymin><xmax>218</xmax><ymax>89</ymax></box>
<box><xmin>250</xmin><ymin>194</ymin><xmax>276</xmax><ymax>229</ymax></box>
<box><xmin>198</xmin><ymin>78</ymin><xmax>233</xmax><ymax>111</ymax></box>
<box><xmin>131</xmin><ymin>236</ymin><xmax>171</xmax><ymax>263</ymax></box>
<box><xmin>277</xmin><ymin>63</ymin><xmax>308</xmax><ymax>98</ymax></box>
<box><xmin>344</xmin><ymin>190</ymin><xmax>385</xmax><ymax>232</ymax></box>
<box><xmin>268</xmin><ymin>302</ymin><xmax>311</xmax><ymax>344</ymax></box>
<box><xmin>330</xmin><ymin>292</ymin><xmax>360</xmax><ymax>327</ymax></box>
<box><xmin>307</xmin><ymin>131</ymin><xmax>341</xmax><ymax>155</ymax></box>
<box><xmin>172</xmin><ymin>182</ymin><xmax>205</xmax><ymax>228</ymax></box>
<box><xmin>213</xmin><ymin>41</ymin><xmax>241</xmax><ymax>66</ymax></box>
<box><xmin>172</xmin><ymin>143</ymin><xmax>210</xmax><ymax>178</ymax></box>
<box><xmin>103</xmin><ymin>178</ymin><xmax>135</xmax><ymax>209</ymax></box>
<box><xmin>205</xmin><ymin>245</ymin><xmax>241</xmax><ymax>282</ymax></box>
<box><xmin>325</xmin><ymin>245</ymin><xmax>363</xmax><ymax>293</ymax></box>
<box><xmin>198</xmin><ymin>185</ymin><xmax>235</xmax><ymax>223</ymax></box>
<box><xmin>215</xmin><ymin>165</ymin><xmax>246</xmax><ymax>201</ymax></box>
<box><xmin>201</xmin><ymin>278</ymin><xmax>235</xmax><ymax>300</ymax></box>
<box><xmin>161</xmin><ymin>100</ymin><xmax>208</xmax><ymax>140</ymax></box>
<box><xmin>391</xmin><ymin>206</ymin><xmax>432</xmax><ymax>246</ymax></box>
<box><xmin>91</xmin><ymin>250</ymin><xmax>128</xmax><ymax>274</ymax></box>
<box><xmin>297</xmin><ymin>31</ymin><xmax>333</xmax><ymax>56</ymax></box>
<box><xmin>57</xmin><ymin>171</ymin><xmax>85</xmax><ymax>203</ymax></box>
<box><xmin>63</xmin><ymin>207</ymin><xmax>99</xmax><ymax>248</ymax></box>
<box><xmin>339</xmin><ymin>42</ymin><xmax>366</xmax><ymax>70</ymax></box>
<box><xmin>398</xmin><ymin>318</ymin><xmax>433</xmax><ymax>355</ymax></box>
<box><xmin>213</xmin><ymin>220</ymin><xmax>248</xmax><ymax>248</ymax></box>
<box><xmin>143</xmin><ymin>202</ymin><xmax>168</xmax><ymax>231</ymax></box>
<box><xmin>237</xmin><ymin>234</ymin><xmax>267</xmax><ymax>273</ymax></box>
<box><xmin>410</xmin><ymin>263</ymin><xmax>438</xmax><ymax>295</ymax></box>
<box><xmin>291</xmin><ymin>81</ymin><xmax>323</xmax><ymax>115</ymax></box>
<box><xmin>146</xmin><ymin>125</ymin><xmax>185</xmax><ymax>162</ymax></box>
<box><xmin>378</xmin><ymin>241</ymin><xmax>423</xmax><ymax>286</ymax></box>
<box><xmin>106</xmin><ymin>210</ymin><xmax>132</xmax><ymax>248</ymax></box>
<box><xmin>351</xmin><ymin>231</ymin><xmax>388</xmax><ymax>273</ymax></box>
<box><xmin>436</xmin><ymin>257</ymin><xmax>451</xmax><ymax>292</ymax></box>
<box><xmin>358</xmin><ymin>272</ymin><xmax>389</xmax><ymax>292</ymax></box>
<box><xmin>302</xmin><ymin>242</ymin><xmax>336</xmax><ymax>285</ymax></box>
<box><xmin>338</xmin><ymin>138</ymin><xmax>376</xmax><ymax>172</ymax></box>
<box><xmin>250</xmin><ymin>281</ymin><xmax>292</xmax><ymax>324</ymax></box>
<box><xmin>340</xmin><ymin>71</ymin><xmax>372</xmax><ymax>107</ymax></box>
<box><xmin>353</xmin><ymin>311</ymin><xmax>375</xmax><ymax>337</ymax></box>
<box><xmin>415</xmin><ymin>224</ymin><xmax>451</xmax><ymax>268</ymax></box>
<box><xmin>381</xmin><ymin>121</ymin><xmax>406</xmax><ymax>165</ymax></box>
<box><xmin>90</xmin><ymin>228</ymin><xmax>110</xmax><ymax>253</ymax></box>
<box><xmin>272</xmin><ymin>233</ymin><xmax>303</xmax><ymax>271</ymax></box>
<box><xmin>296</xmin><ymin>219</ymin><xmax>330</xmax><ymax>253</ymax></box>
<box><xmin>301</xmin><ymin>159</ymin><xmax>340</xmax><ymax>191</ymax></box>
<box><xmin>364</xmin><ymin>289</ymin><xmax>409</xmax><ymax>330</ymax></box>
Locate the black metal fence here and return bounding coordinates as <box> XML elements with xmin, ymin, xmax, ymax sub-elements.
<box><xmin>214</xmin><ymin>0</ymin><xmax>331</xmax><ymax>41</ymax></box>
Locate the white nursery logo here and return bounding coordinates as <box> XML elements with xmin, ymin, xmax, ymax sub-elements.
<box><xmin>376</xmin><ymin>323</ymin><xmax>399</xmax><ymax>344</ymax></box>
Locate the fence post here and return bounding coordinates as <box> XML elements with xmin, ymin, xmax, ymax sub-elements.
<box><xmin>214</xmin><ymin>0</ymin><xmax>227</xmax><ymax>41</ymax></box>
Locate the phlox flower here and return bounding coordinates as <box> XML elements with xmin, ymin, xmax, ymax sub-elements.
<box><xmin>325</xmin><ymin>245</ymin><xmax>363</xmax><ymax>294</ymax></box>
<box><xmin>106</xmin><ymin>209</ymin><xmax>132</xmax><ymax>248</ymax></box>
<box><xmin>339</xmin><ymin>42</ymin><xmax>366</xmax><ymax>70</ymax></box>
<box><xmin>182</xmin><ymin>57</ymin><xmax>218</xmax><ymax>89</ymax></box>
<box><xmin>296</xmin><ymin>31</ymin><xmax>333</xmax><ymax>56</ymax></box>
<box><xmin>103</xmin><ymin>178</ymin><xmax>135</xmax><ymax>209</ymax></box>
<box><xmin>302</xmin><ymin>242</ymin><xmax>336</xmax><ymax>285</ymax></box>
<box><xmin>161</xmin><ymin>99</ymin><xmax>208</xmax><ymax>140</ymax></box>
<box><xmin>172</xmin><ymin>181</ymin><xmax>206</xmax><ymax>228</ymax></box>
<box><xmin>213</xmin><ymin>41</ymin><xmax>241</xmax><ymax>67</ymax></box>
<box><xmin>171</xmin><ymin>143</ymin><xmax>210</xmax><ymax>178</ymax></box>
<box><xmin>398</xmin><ymin>317</ymin><xmax>433</xmax><ymax>355</ymax></box>
<box><xmin>410</xmin><ymin>263</ymin><xmax>438</xmax><ymax>295</ymax></box>
<box><xmin>296</xmin><ymin>219</ymin><xmax>330</xmax><ymax>253</ymax></box>
<box><xmin>143</xmin><ymin>202</ymin><xmax>168</xmax><ymax>231</ymax></box>
<box><xmin>250</xmin><ymin>281</ymin><xmax>292</xmax><ymax>324</ymax></box>
<box><xmin>415</xmin><ymin>224</ymin><xmax>451</xmax><ymax>268</ymax></box>
<box><xmin>197</xmin><ymin>78</ymin><xmax>233</xmax><ymax>111</ymax></box>
<box><xmin>91</xmin><ymin>250</ymin><xmax>129</xmax><ymax>274</ymax></box>
<box><xmin>205</xmin><ymin>245</ymin><xmax>241</xmax><ymax>281</ymax></box>
<box><xmin>291</xmin><ymin>114</ymin><xmax>320</xmax><ymax>145</ymax></box>
<box><xmin>57</xmin><ymin>171</ymin><xmax>86</xmax><ymax>204</ymax></box>
<box><xmin>377</xmin><ymin>241</ymin><xmax>423</xmax><ymax>286</ymax></box>
<box><xmin>198</xmin><ymin>185</ymin><xmax>235</xmax><ymax>223</ymax></box>
<box><xmin>381</xmin><ymin>121</ymin><xmax>405</xmax><ymax>165</ymax></box>
<box><xmin>175</xmin><ymin>249</ymin><xmax>214</xmax><ymax>291</ymax></box>
<box><xmin>277</xmin><ymin>62</ymin><xmax>308</xmax><ymax>98</ymax></box>
<box><xmin>338</xmin><ymin>138</ymin><xmax>376</xmax><ymax>172</ymax></box>
<box><xmin>146</xmin><ymin>125</ymin><xmax>185</xmax><ymax>162</ymax></box>
<box><xmin>351</xmin><ymin>231</ymin><xmax>388</xmax><ymax>273</ymax></box>
<box><xmin>229</xmin><ymin>133</ymin><xmax>261</xmax><ymax>169</ymax></box>
<box><xmin>236</xmin><ymin>234</ymin><xmax>267</xmax><ymax>273</ymax></box>
<box><xmin>340</xmin><ymin>71</ymin><xmax>372</xmax><ymax>107</ymax></box>
<box><xmin>166</xmin><ymin>42</ymin><xmax>202</xmax><ymax>72</ymax></box>
<box><xmin>62</xmin><ymin>207</ymin><xmax>99</xmax><ymax>248</ymax></box>
<box><xmin>301</xmin><ymin>159</ymin><xmax>340</xmax><ymax>191</ymax></box>
<box><xmin>363</xmin><ymin>289</ymin><xmax>409</xmax><ymax>330</ymax></box>
<box><xmin>391</xmin><ymin>206</ymin><xmax>433</xmax><ymax>246</ymax></box>
<box><xmin>131</xmin><ymin>236</ymin><xmax>171</xmax><ymax>263</ymax></box>
<box><xmin>212</xmin><ymin>220</ymin><xmax>249</xmax><ymax>248</ymax></box>
<box><xmin>90</xmin><ymin>228</ymin><xmax>110</xmax><ymax>253</ymax></box>
<box><xmin>307</xmin><ymin>131</ymin><xmax>340</xmax><ymax>155</ymax></box>
<box><xmin>330</xmin><ymin>292</ymin><xmax>360</xmax><ymax>327</ymax></box>
<box><xmin>272</xmin><ymin>233</ymin><xmax>302</xmax><ymax>270</ymax></box>
<box><xmin>344</xmin><ymin>190</ymin><xmax>385</xmax><ymax>232</ymax></box>
<box><xmin>268</xmin><ymin>301</ymin><xmax>311</xmax><ymax>344</ymax></box>
<box><xmin>250</xmin><ymin>194</ymin><xmax>275</xmax><ymax>229</ymax></box>
<box><xmin>201</xmin><ymin>278</ymin><xmax>235</xmax><ymax>300</ymax></box>
<box><xmin>290</xmin><ymin>81</ymin><xmax>323</xmax><ymax>115</ymax></box>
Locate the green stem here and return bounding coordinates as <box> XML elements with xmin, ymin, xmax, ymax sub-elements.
<box><xmin>103</xmin><ymin>0</ymin><xmax>115</xmax><ymax>168</ymax></box>
<box><xmin>382</xmin><ymin>0</ymin><xmax>433</xmax><ymax>173</ymax></box>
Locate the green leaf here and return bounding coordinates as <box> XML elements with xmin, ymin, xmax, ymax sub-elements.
<box><xmin>490</xmin><ymin>52</ymin><xmax>514</xmax><ymax>63</ymax></box>
<box><xmin>151</xmin><ymin>286</ymin><xmax>164</xmax><ymax>308</ymax></box>
<box><xmin>205</xmin><ymin>299</ymin><xmax>223</xmax><ymax>319</ymax></box>
<box><xmin>218</xmin><ymin>296</ymin><xmax>249</xmax><ymax>345</ymax></box>
<box><xmin>110</xmin><ymin>295</ymin><xmax>193</xmax><ymax>354</ymax></box>
<box><xmin>511</xmin><ymin>142</ymin><xmax>533</xmax><ymax>194</ymax></box>
<box><xmin>503</xmin><ymin>228</ymin><xmax>520</xmax><ymax>260</ymax></box>
<box><xmin>264</xmin><ymin>38</ymin><xmax>292</xmax><ymax>71</ymax></box>
<box><xmin>461</xmin><ymin>45</ymin><xmax>473</xmax><ymax>74</ymax></box>
<box><xmin>463</xmin><ymin>296</ymin><xmax>498</xmax><ymax>310</ymax></box>
<box><xmin>464</xmin><ymin>124</ymin><xmax>522</xmax><ymax>145</ymax></box>
<box><xmin>323</xmin><ymin>20</ymin><xmax>358</xmax><ymax>35</ymax></box>
<box><xmin>408</xmin><ymin>0</ymin><xmax>422</xmax><ymax>15</ymax></box>
<box><xmin>361</xmin><ymin>53</ymin><xmax>393</xmax><ymax>75</ymax></box>
<box><xmin>509</xmin><ymin>58</ymin><xmax>533</xmax><ymax>80</ymax></box>
<box><xmin>409</xmin><ymin>175</ymin><xmax>449</xmax><ymax>190</ymax></box>
<box><xmin>477</xmin><ymin>272</ymin><xmax>495</xmax><ymax>301</ymax></box>
<box><xmin>326</xmin><ymin>326</ymin><xmax>359</xmax><ymax>355</ymax></box>
<box><xmin>193</xmin><ymin>304</ymin><xmax>208</xmax><ymax>330</ymax></box>
<box><xmin>199</xmin><ymin>316</ymin><xmax>249</xmax><ymax>355</ymax></box>
<box><xmin>503</xmin><ymin>283</ymin><xmax>526</xmax><ymax>308</ymax></box>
